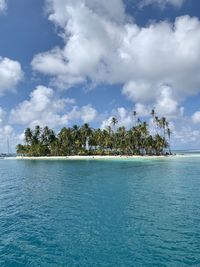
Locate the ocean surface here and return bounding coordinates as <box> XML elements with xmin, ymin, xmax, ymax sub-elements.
<box><xmin>0</xmin><ymin>157</ymin><xmax>200</xmax><ymax>266</ymax></box>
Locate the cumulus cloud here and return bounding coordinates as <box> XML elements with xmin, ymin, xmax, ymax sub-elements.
<box><xmin>101</xmin><ymin>107</ymin><xmax>133</xmax><ymax>129</ymax></box>
<box><xmin>0</xmin><ymin>0</ymin><xmax>7</xmax><ymax>12</ymax></box>
<box><xmin>80</xmin><ymin>105</ymin><xmax>97</xmax><ymax>123</ymax></box>
<box><xmin>10</xmin><ymin>85</ymin><xmax>75</xmax><ymax>128</ymax></box>
<box><xmin>62</xmin><ymin>104</ymin><xmax>97</xmax><ymax>123</ymax></box>
<box><xmin>0</xmin><ymin>107</ymin><xmax>19</xmax><ymax>153</ymax></box>
<box><xmin>0</xmin><ymin>125</ymin><xmax>19</xmax><ymax>153</ymax></box>
<box><xmin>32</xmin><ymin>0</ymin><xmax>128</xmax><ymax>88</ymax></box>
<box><xmin>192</xmin><ymin>111</ymin><xmax>200</xmax><ymax>124</ymax></box>
<box><xmin>172</xmin><ymin>125</ymin><xmax>200</xmax><ymax>147</ymax></box>
<box><xmin>134</xmin><ymin>103</ymin><xmax>151</xmax><ymax>117</ymax></box>
<box><xmin>123</xmin><ymin>83</ymin><xmax>184</xmax><ymax>118</ymax></box>
<box><xmin>10</xmin><ymin>85</ymin><xmax>97</xmax><ymax>128</ymax></box>
<box><xmin>45</xmin><ymin>0</ymin><xmax>126</xmax><ymax>25</ymax></box>
<box><xmin>0</xmin><ymin>107</ymin><xmax>5</xmax><ymax>125</ymax></box>
<box><xmin>0</xmin><ymin>57</ymin><xmax>23</xmax><ymax>95</ymax></box>
<box><xmin>122</xmin><ymin>81</ymin><xmax>156</xmax><ymax>103</ymax></box>
<box><xmin>30</xmin><ymin>0</ymin><xmax>200</xmax><ymax>149</ymax></box>
<box><xmin>32</xmin><ymin>1</ymin><xmax>200</xmax><ymax>114</ymax></box>
<box><xmin>154</xmin><ymin>86</ymin><xmax>184</xmax><ymax>118</ymax></box>
<box><xmin>139</xmin><ymin>0</ymin><xmax>185</xmax><ymax>9</ymax></box>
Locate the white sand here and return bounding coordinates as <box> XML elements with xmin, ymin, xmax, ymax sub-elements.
<box><xmin>15</xmin><ymin>155</ymin><xmax>173</xmax><ymax>160</ymax></box>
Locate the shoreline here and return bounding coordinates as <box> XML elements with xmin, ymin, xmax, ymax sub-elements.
<box><xmin>4</xmin><ymin>154</ymin><xmax>200</xmax><ymax>160</ymax></box>
<box><xmin>15</xmin><ymin>155</ymin><xmax>174</xmax><ymax>160</ymax></box>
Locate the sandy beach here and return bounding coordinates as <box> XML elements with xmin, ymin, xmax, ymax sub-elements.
<box><xmin>15</xmin><ymin>155</ymin><xmax>174</xmax><ymax>160</ymax></box>
<box><xmin>15</xmin><ymin>154</ymin><xmax>200</xmax><ymax>160</ymax></box>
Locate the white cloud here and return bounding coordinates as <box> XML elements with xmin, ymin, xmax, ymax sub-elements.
<box><xmin>123</xmin><ymin>84</ymin><xmax>184</xmax><ymax>119</ymax></box>
<box><xmin>45</xmin><ymin>0</ymin><xmax>126</xmax><ymax>26</ymax></box>
<box><xmin>10</xmin><ymin>85</ymin><xmax>75</xmax><ymax>128</ymax></box>
<box><xmin>101</xmin><ymin>107</ymin><xmax>133</xmax><ymax>129</ymax></box>
<box><xmin>121</xmin><ymin>15</ymin><xmax>200</xmax><ymax>103</ymax></box>
<box><xmin>139</xmin><ymin>0</ymin><xmax>185</xmax><ymax>9</ymax></box>
<box><xmin>0</xmin><ymin>125</ymin><xmax>19</xmax><ymax>153</ymax></box>
<box><xmin>32</xmin><ymin>0</ymin><xmax>127</xmax><ymax>88</ymax></box>
<box><xmin>30</xmin><ymin>0</ymin><xmax>200</xmax><ymax>149</ymax></box>
<box><xmin>172</xmin><ymin>126</ymin><xmax>200</xmax><ymax>147</ymax></box>
<box><xmin>81</xmin><ymin>105</ymin><xmax>97</xmax><ymax>123</ymax></box>
<box><xmin>0</xmin><ymin>0</ymin><xmax>7</xmax><ymax>12</ymax></box>
<box><xmin>154</xmin><ymin>85</ymin><xmax>184</xmax><ymax>118</ymax></box>
<box><xmin>192</xmin><ymin>111</ymin><xmax>200</xmax><ymax>124</ymax></box>
<box><xmin>122</xmin><ymin>81</ymin><xmax>156</xmax><ymax>103</ymax></box>
<box><xmin>0</xmin><ymin>107</ymin><xmax>19</xmax><ymax>153</ymax></box>
<box><xmin>134</xmin><ymin>103</ymin><xmax>151</xmax><ymax>117</ymax></box>
<box><xmin>0</xmin><ymin>57</ymin><xmax>23</xmax><ymax>95</ymax></box>
<box><xmin>64</xmin><ymin>104</ymin><xmax>97</xmax><ymax>123</ymax></box>
<box><xmin>10</xmin><ymin>85</ymin><xmax>97</xmax><ymax>128</ymax></box>
<box><xmin>0</xmin><ymin>107</ymin><xmax>5</xmax><ymax>125</ymax></box>
<box><xmin>32</xmin><ymin>1</ymin><xmax>200</xmax><ymax>115</ymax></box>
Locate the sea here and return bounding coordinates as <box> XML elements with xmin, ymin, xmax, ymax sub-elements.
<box><xmin>0</xmin><ymin>155</ymin><xmax>200</xmax><ymax>266</ymax></box>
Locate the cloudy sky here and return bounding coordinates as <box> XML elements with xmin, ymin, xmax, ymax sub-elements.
<box><xmin>0</xmin><ymin>0</ymin><xmax>200</xmax><ymax>152</ymax></box>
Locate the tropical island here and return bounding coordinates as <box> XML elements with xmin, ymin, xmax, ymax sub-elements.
<box><xmin>16</xmin><ymin>111</ymin><xmax>172</xmax><ymax>157</ymax></box>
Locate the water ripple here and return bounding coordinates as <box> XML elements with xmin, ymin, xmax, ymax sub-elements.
<box><xmin>0</xmin><ymin>158</ymin><xmax>200</xmax><ymax>266</ymax></box>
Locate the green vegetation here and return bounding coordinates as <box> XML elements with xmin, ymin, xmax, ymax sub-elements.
<box><xmin>16</xmin><ymin>111</ymin><xmax>172</xmax><ymax>156</ymax></box>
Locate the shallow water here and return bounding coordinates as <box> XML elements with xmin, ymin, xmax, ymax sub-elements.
<box><xmin>0</xmin><ymin>157</ymin><xmax>200</xmax><ymax>266</ymax></box>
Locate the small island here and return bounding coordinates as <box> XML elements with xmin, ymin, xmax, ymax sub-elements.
<box><xmin>16</xmin><ymin>111</ymin><xmax>172</xmax><ymax>157</ymax></box>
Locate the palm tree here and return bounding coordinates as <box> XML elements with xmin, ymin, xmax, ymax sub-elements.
<box><xmin>33</xmin><ymin>125</ymin><xmax>41</xmax><ymax>145</ymax></box>
<box><xmin>139</xmin><ymin>122</ymin><xmax>149</xmax><ymax>155</ymax></box>
<box><xmin>154</xmin><ymin>116</ymin><xmax>159</xmax><ymax>135</ymax></box>
<box><xmin>24</xmin><ymin>128</ymin><xmax>33</xmax><ymax>145</ymax></box>
<box><xmin>145</xmin><ymin>135</ymin><xmax>154</xmax><ymax>155</ymax></box>
<box><xmin>16</xmin><ymin>144</ymin><xmax>26</xmax><ymax>156</ymax></box>
<box><xmin>90</xmin><ymin>128</ymin><xmax>101</xmax><ymax>153</ymax></box>
<box><xmin>42</xmin><ymin>127</ymin><xmax>56</xmax><ymax>145</ymax></box>
<box><xmin>167</xmin><ymin>127</ymin><xmax>172</xmax><ymax>154</ymax></box>
<box><xmin>137</xmin><ymin>117</ymin><xmax>141</xmax><ymax>125</ymax></box>
<box><xmin>132</xmin><ymin>110</ymin><xmax>137</xmax><ymax>127</ymax></box>
<box><xmin>150</xmin><ymin>108</ymin><xmax>156</xmax><ymax>135</ymax></box>
<box><xmin>58</xmin><ymin>127</ymin><xmax>73</xmax><ymax>155</ymax></box>
<box><xmin>150</xmin><ymin>109</ymin><xmax>156</xmax><ymax>118</ymax></box>
<box><xmin>71</xmin><ymin>125</ymin><xmax>81</xmax><ymax>154</ymax></box>
<box><xmin>80</xmin><ymin>123</ymin><xmax>92</xmax><ymax>151</ymax></box>
<box><xmin>116</xmin><ymin>126</ymin><xmax>126</xmax><ymax>154</ymax></box>
<box><xmin>111</xmin><ymin>117</ymin><xmax>118</xmax><ymax>132</ymax></box>
<box><xmin>106</xmin><ymin>125</ymin><xmax>112</xmax><ymax>135</ymax></box>
<box><xmin>17</xmin><ymin>119</ymin><xmax>171</xmax><ymax>157</ymax></box>
<box><xmin>103</xmin><ymin>128</ymin><xmax>113</xmax><ymax>154</ymax></box>
<box><xmin>160</xmin><ymin>117</ymin><xmax>166</xmax><ymax>138</ymax></box>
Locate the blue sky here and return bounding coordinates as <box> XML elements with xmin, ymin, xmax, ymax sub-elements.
<box><xmin>0</xmin><ymin>0</ymin><xmax>200</xmax><ymax>152</ymax></box>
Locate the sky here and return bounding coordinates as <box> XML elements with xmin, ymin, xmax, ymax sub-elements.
<box><xmin>0</xmin><ymin>0</ymin><xmax>200</xmax><ymax>152</ymax></box>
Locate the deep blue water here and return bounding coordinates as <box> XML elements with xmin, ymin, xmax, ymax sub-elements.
<box><xmin>0</xmin><ymin>157</ymin><xmax>200</xmax><ymax>266</ymax></box>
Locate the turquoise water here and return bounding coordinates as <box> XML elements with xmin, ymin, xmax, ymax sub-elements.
<box><xmin>0</xmin><ymin>158</ymin><xmax>200</xmax><ymax>266</ymax></box>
